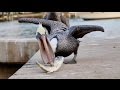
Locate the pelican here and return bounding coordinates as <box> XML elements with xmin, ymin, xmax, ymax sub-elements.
<box><xmin>18</xmin><ymin>16</ymin><xmax>104</xmax><ymax>73</ymax></box>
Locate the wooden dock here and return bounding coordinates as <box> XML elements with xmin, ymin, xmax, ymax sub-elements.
<box><xmin>9</xmin><ymin>38</ymin><xmax>120</xmax><ymax>79</ymax></box>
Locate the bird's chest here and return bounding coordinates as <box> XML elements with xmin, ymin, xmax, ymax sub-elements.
<box><xmin>56</xmin><ymin>37</ymin><xmax>79</xmax><ymax>56</ymax></box>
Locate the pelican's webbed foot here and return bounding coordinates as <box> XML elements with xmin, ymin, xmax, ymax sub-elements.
<box><xmin>64</xmin><ymin>52</ymin><xmax>78</xmax><ymax>64</ymax></box>
<box><xmin>64</xmin><ymin>59</ymin><xmax>77</xmax><ymax>64</ymax></box>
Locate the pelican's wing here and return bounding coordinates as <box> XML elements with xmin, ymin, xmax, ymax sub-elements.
<box><xmin>18</xmin><ymin>18</ymin><xmax>68</xmax><ymax>34</ymax></box>
<box><xmin>68</xmin><ymin>25</ymin><xmax>104</xmax><ymax>39</ymax></box>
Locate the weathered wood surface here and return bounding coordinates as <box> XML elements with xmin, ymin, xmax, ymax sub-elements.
<box><xmin>9</xmin><ymin>38</ymin><xmax>120</xmax><ymax>79</ymax></box>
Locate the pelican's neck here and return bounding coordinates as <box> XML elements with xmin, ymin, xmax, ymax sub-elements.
<box><xmin>50</xmin><ymin>38</ymin><xmax>58</xmax><ymax>53</ymax></box>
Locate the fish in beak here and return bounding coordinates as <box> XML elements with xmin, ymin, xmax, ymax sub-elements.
<box><xmin>36</xmin><ymin>24</ymin><xmax>64</xmax><ymax>73</ymax></box>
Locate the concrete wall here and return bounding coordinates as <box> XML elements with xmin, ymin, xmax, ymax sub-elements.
<box><xmin>0</xmin><ymin>38</ymin><xmax>39</xmax><ymax>64</ymax></box>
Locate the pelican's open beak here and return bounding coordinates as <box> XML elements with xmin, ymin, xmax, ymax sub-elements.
<box><xmin>36</xmin><ymin>33</ymin><xmax>64</xmax><ymax>73</ymax></box>
<box><xmin>36</xmin><ymin>24</ymin><xmax>64</xmax><ymax>73</ymax></box>
<box><xmin>36</xmin><ymin>33</ymin><xmax>55</xmax><ymax>65</ymax></box>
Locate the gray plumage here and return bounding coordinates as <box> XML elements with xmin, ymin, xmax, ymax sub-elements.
<box><xmin>18</xmin><ymin>17</ymin><xmax>104</xmax><ymax>64</ymax></box>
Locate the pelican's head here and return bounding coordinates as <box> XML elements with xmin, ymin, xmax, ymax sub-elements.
<box><xmin>36</xmin><ymin>24</ymin><xmax>46</xmax><ymax>37</ymax></box>
<box><xmin>36</xmin><ymin>23</ymin><xmax>54</xmax><ymax>64</ymax></box>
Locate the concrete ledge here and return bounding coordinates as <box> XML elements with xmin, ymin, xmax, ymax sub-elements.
<box><xmin>0</xmin><ymin>38</ymin><xmax>39</xmax><ymax>64</ymax></box>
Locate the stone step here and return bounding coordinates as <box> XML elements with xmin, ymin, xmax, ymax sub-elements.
<box><xmin>0</xmin><ymin>38</ymin><xmax>39</xmax><ymax>64</ymax></box>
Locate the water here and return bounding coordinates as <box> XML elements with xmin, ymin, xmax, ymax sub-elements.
<box><xmin>0</xmin><ymin>19</ymin><xmax>120</xmax><ymax>39</ymax></box>
<box><xmin>0</xmin><ymin>63</ymin><xmax>23</xmax><ymax>79</ymax></box>
<box><xmin>0</xmin><ymin>21</ymin><xmax>38</xmax><ymax>38</ymax></box>
<box><xmin>0</xmin><ymin>19</ymin><xmax>120</xmax><ymax>38</ymax></box>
